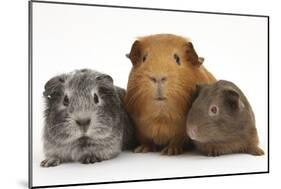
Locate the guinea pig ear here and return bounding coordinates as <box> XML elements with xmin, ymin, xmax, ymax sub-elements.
<box><xmin>185</xmin><ymin>42</ymin><xmax>203</xmax><ymax>67</ymax></box>
<box><xmin>43</xmin><ymin>75</ymin><xmax>66</xmax><ymax>99</ymax></box>
<box><xmin>191</xmin><ymin>83</ymin><xmax>208</xmax><ymax>101</ymax></box>
<box><xmin>95</xmin><ymin>74</ymin><xmax>113</xmax><ymax>84</ymax></box>
<box><xmin>115</xmin><ymin>86</ymin><xmax>126</xmax><ymax>102</ymax></box>
<box><xmin>127</xmin><ymin>40</ymin><xmax>142</xmax><ymax>66</ymax></box>
<box><xmin>196</xmin><ymin>83</ymin><xmax>206</xmax><ymax>92</ymax></box>
<box><xmin>223</xmin><ymin>89</ymin><xmax>240</xmax><ymax>110</ymax></box>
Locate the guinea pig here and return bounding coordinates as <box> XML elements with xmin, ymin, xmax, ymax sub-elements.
<box><xmin>41</xmin><ymin>69</ymin><xmax>135</xmax><ymax>167</ymax></box>
<box><xmin>186</xmin><ymin>80</ymin><xmax>264</xmax><ymax>156</ymax></box>
<box><xmin>124</xmin><ymin>34</ymin><xmax>216</xmax><ymax>155</ymax></box>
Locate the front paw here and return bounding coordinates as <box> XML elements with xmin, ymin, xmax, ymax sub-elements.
<box><xmin>206</xmin><ymin>149</ymin><xmax>223</xmax><ymax>157</ymax></box>
<box><xmin>41</xmin><ymin>158</ymin><xmax>61</xmax><ymax>167</ymax></box>
<box><xmin>79</xmin><ymin>155</ymin><xmax>101</xmax><ymax>164</ymax></box>
<box><xmin>134</xmin><ymin>144</ymin><xmax>156</xmax><ymax>153</ymax></box>
<box><xmin>161</xmin><ymin>146</ymin><xmax>184</xmax><ymax>155</ymax></box>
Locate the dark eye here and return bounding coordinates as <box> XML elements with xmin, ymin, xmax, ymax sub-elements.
<box><xmin>94</xmin><ymin>93</ymin><xmax>99</xmax><ymax>104</ymax></box>
<box><xmin>211</xmin><ymin>106</ymin><xmax>217</xmax><ymax>114</ymax></box>
<box><xmin>63</xmin><ymin>95</ymin><xmax>69</xmax><ymax>106</ymax></box>
<box><xmin>209</xmin><ymin>105</ymin><xmax>219</xmax><ymax>116</ymax></box>
<box><xmin>143</xmin><ymin>54</ymin><xmax>147</xmax><ymax>62</ymax></box>
<box><xmin>174</xmin><ymin>54</ymin><xmax>180</xmax><ymax>65</ymax></box>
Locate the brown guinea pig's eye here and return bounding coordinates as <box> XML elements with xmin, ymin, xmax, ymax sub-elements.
<box><xmin>174</xmin><ymin>54</ymin><xmax>181</xmax><ymax>65</ymax></box>
<box><xmin>209</xmin><ymin>105</ymin><xmax>219</xmax><ymax>116</ymax></box>
<box><xmin>143</xmin><ymin>54</ymin><xmax>147</xmax><ymax>62</ymax></box>
<box><xmin>94</xmin><ymin>93</ymin><xmax>99</xmax><ymax>104</ymax></box>
<box><xmin>63</xmin><ymin>95</ymin><xmax>69</xmax><ymax>106</ymax></box>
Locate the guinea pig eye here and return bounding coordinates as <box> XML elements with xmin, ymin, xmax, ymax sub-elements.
<box><xmin>209</xmin><ymin>105</ymin><xmax>219</xmax><ymax>116</ymax></box>
<box><xmin>174</xmin><ymin>54</ymin><xmax>180</xmax><ymax>65</ymax></box>
<box><xmin>63</xmin><ymin>95</ymin><xmax>69</xmax><ymax>106</ymax></box>
<box><xmin>94</xmin><ymin>93</ymin><xmax>99</xmax><ymax>104</ymax></box>
<box><xmin>142</xmin><ymin>54</ymin><xmax>147</xmax><ymax>62</ymax></box>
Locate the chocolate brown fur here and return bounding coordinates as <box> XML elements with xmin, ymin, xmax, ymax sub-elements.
<box><xmin>124</xmin><ymin>34</ymin><xmax>216</xmax><ymax>155</ymax></box>
<box><xmin>186</xmin><ymin>80</ymin><xmax>264</xmax><ymax>156</ymax></box>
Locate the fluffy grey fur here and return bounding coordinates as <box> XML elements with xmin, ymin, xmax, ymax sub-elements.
<box><xmin>41</xmin><ymin>69</ymin><xmax>135</xmax><ymax>167</ymax></box>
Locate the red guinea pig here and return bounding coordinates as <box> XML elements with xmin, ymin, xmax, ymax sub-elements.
<box><xmin>124</xmin><ymin>34</ymin><xmax>216</xmax><ymax>155</ymax></box>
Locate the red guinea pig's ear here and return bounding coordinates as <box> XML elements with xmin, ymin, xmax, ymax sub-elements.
<box><xmin>185</xmin><ymin>42</ymin><xmax>204</xmax><ymax>67</ymax></box>
<box><xmin>127</xmin><ymin>40</ymin><xmax>142</xmax><ymax>66</ymax></box>
<box><xmin>196</xmin><ymin>83</ymin><xmax>207</xmax><ymax>92</ymax></box>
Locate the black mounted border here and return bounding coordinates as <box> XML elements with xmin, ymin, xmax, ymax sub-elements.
<box><xmin>28</xmin><ymin>0</ymin><xmax>270</xmax><ymax>188</ymax></box>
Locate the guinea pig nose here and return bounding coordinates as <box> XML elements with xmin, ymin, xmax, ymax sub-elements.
<box><xmin>149</xmin><ymin>76</ymin><xmax>167</xmax><ymax>83</ymax></box>
<box><xmin>76</xmin><ymin>118</ymin><xmax>91</xmax><ymax>127</ymax></box>
<box><xmin>160</xmin><ymin>76</ymin><xmax>167</xmax><ymax>82</ymax></box>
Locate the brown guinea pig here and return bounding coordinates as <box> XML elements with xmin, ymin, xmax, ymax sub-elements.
<box><xmin>124</xmin><ymin>34</ymin><xmax>216</xmax><ymax>155</ymax></box>
<box><xmin>186</xmin><ymin>80</ymin><xmax>264</xmax><ymax>156</ymax></box>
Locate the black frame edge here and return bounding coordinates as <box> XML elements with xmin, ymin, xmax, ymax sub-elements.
<box><xmin>32</xmin><ymin>171</ymin><xmax>269</xmax><ymax>189</ymax></box>
<box><xmin>31</xmin><ymin>0</ymin><xmax>269</xmax><ymax>18</ymax></box>
<box><xmin>267</xmin><ymin>16</ymin><xmax>270</xmax><ymax>173</ymax></box>
<box><xmin>28</xmin><ymin>0</ymin><xmax>33</xmax><ymax>188</ymax></box>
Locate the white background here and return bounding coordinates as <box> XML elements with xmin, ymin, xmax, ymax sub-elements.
<box><xmin>31</xmin><ymin>1</ymin><xmax>268</xmax><ymax>187</ymax></box>
<box><xmin>0</xmin><ymin>0</ymin><xmax>279</xmax><ymax>189</ymax></box>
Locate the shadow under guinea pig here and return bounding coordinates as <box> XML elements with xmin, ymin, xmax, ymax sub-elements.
<box><xmin>186</xmin><ymin>80</ymin><xmax>264</xmax><ymax>157</ymax></box>
<box><xmin>41</xmin><ymin>69</ymin><xmax>136</xmax><ymax>167</ymax></box>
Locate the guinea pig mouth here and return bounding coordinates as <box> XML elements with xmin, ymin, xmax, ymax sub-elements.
<box><xmin>76</xmin><ymin>136</ymin><xmax>93</xmax><ymax>146</ymax></box>
<box><xmin>77</xmin><ymin>136</ymin><xmax>91</xmax><ymax>142</ymax></box>
<box><xmin>154</xmin><ymin>97</ymin><xmax>167</xmax><ymax>101</ymax></box>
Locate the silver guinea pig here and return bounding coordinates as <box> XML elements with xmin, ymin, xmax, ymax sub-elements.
<box><xmin>41</xmin><ymin>69</ymin><xmax>135</xmax><ymax>167</ymax></box>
